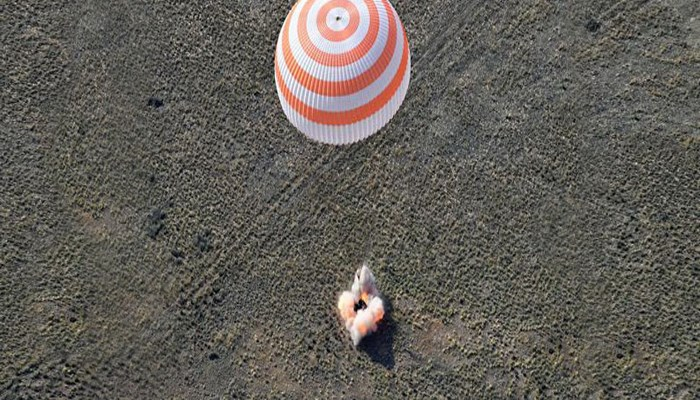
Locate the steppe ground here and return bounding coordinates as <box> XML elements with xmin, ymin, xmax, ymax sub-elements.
<box><xmin>2</xmin><ymin>0</ymin><xmax>699</xmax><ymax>398</ymax></box>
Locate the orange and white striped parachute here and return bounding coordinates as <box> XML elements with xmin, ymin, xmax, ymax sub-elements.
<box><xmin>274</xmin><ymin>0</ymin><xmax>411</xmax><ymax>145</ymax></box>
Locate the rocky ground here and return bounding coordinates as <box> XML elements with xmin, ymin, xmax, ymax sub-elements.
<box><xmin>2</xmin><ymin>0</ymin><xmax>699</xmax><ymax>398</ymax></box>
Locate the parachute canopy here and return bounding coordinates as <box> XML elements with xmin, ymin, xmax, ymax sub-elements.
<box><xmin>274</xmin><ymin>0</ymin><xmax>411</xmax><ymax>145</ymax></box>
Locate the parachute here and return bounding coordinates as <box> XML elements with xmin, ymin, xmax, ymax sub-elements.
<box><xmin>274</xmin><ymin>0</ymin><xmax>411</xmax><ymax>145</ymax></box>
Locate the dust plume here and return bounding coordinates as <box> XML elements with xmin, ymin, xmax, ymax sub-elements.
<box><xmin>337</xmin><ymin>264</ymin><xmax>385</xmax><ymax>346</ymax></box>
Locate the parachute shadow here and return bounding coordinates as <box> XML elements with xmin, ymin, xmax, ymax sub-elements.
<box><xmin>358</xmin><ymin>294</ymin><xmax>395</xmax><ymax>369</ymax></box>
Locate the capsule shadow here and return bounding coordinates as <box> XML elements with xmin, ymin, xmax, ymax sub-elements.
<box><xmin>358</xmin><ymin>294</ymin><xmax>395</xmax><ymax>369</ymax></box>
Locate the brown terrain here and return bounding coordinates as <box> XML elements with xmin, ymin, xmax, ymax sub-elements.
<box><xmin>2</xmin><ymin>0</ymin><xmax>699</xmax><ymax>398</ymax></box>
